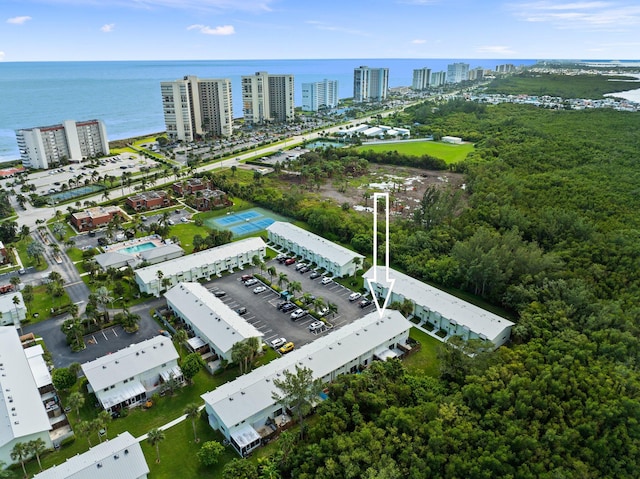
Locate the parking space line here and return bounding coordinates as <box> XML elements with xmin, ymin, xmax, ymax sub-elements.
<box><xmin>112</xmin><ymin>329</ymin><xmax>118</xmax><ymax>337</ymax></box>
<box><xmin>102</xmin><ymin>330</ymin><xmax>108</xmax><ymax>340</ymax></box>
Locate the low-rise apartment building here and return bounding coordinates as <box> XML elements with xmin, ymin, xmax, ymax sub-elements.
<box><xmin>70</xmin><ymin>206</ymin><xmax>126</xmax><ymax>232</ymax></box>
<box><xmin>0</xmin><ymin>292</ymin><xmax>26</xmax><ymax>328</ymax></box>
<box><xmin>125</xmin><ymin>191</ymin><xmax>170</xmax><ymax>211</ymax></box>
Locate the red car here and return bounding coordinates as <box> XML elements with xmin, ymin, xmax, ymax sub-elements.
<box><xmin>284</xmin><ymin>258</ymin><xmax>296</xmax><ymax>266</ymax></box>
<box><xmin>241</xmin><ymin>274</ymin><xmax>253</xmax><ymax>282</ymax></box>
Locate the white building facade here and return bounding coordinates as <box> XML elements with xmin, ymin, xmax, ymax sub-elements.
<box><xmin>135</xmin><ymin>237</ymin><xmax>266</xmax><ymax>297</ymax></box>
<box><xmin>161</xmin><ymin>75</ymin><xmax>233</xmax><ymax>142</ymax></box>
<box><xmin>266</xmin><ymin>222</ymin><xmax>364</xmax><ymax>278</ymax></box>
<box><xmin>81</xmin><ymin>336</ymin><xmax>181</xmax><ymax>412</ymax></box>
<box><xmin>364</xmin><ymin>266</ymin><xmax>514</xmax><ymax>348</ymax></box>
<box><xmin>301</xmin><ymin>79</ymin><xmax>339</xmax><ymax>111</ymax></box>
<box><xmin>0</xmin><ymin>292</ymin><xmax>26</xmax><ymax>328</ymax></box>
<box><xmin>201</xmin><ymin>310</ymin><xmax>412</xmax><ymax>456</ymax></box>
<box><xmin>33</xmin><ymin>432</ymin><xmax>149</xmax><ymax>479</ymax></box>
<box><xmin>0</xmin><ymin>327</ymin><xmax>53</xmax><ymax>466</ymax></box>
<box><xmin>412</xmin><ymin>67</ymin><xmax>432</xmax><ymax>90</ymax></box>
<box><xmin>165</xmin><ymin>282</ymin><xmax>263</xmax><ymax>362</ymax></box>
<box><xmin>242</xmin><ymin>72</ymin><xmax>295</xmax><ymax>124</ymax></box>
<box><xmin>430</xmin><ymin>71</ymin><xmax>447</xmax><ymax>87</ymax></box>
<box><xmin>446</xmin><ymin>62</ymin><xmax>470</xmax><ymax>84</ymax></box>
<box><xmin>16</xmin><ymin>120</ymin><xmax>109</xmax><ymax>169</ymax></box>
<box><xmin>353</xmin><ymin>66</ymin><xmax>389</xmax><ymax>102</ymax></box>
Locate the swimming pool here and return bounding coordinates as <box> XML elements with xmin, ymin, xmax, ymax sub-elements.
<box><xmin>119</xmin><ymin>242</ymin><xmax>157</xmax><ymax>254</ymax></box>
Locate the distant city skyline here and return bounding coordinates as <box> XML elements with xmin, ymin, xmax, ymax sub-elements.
<box><xmin>2</xmin><ymin>0</ymin><xmax>640</xmax><ymax>62</ymax></box>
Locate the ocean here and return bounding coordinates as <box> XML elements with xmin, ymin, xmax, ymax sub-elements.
<box><xmin>0</xmin><ymin>58</ymin><xmax>539</xmax><ymax>163</ymax></box>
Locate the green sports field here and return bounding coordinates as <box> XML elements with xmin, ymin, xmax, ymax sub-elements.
<box><xmin>357</xmin><ymin>140</ymin><xmax>474</xmax><ymax>164</ymax></box>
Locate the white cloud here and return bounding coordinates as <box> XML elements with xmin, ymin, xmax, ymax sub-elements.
<box><xmin>101</xmin><ymin>23</ymin><xmax>115</xmax><ymax>32</ymax></box>
<box><xmin>187</xmin><ymin>24</ymin><xmax>235</xmax><ymax>35</ymax></box>
<box><xmin>0</xmin><ymin>51</ymin><xmax>5</xmax><ymax>61</ymax></box>
<box><xmin>510</xmin><ymin>1</ymin><xmax>640</xmax><ymax>30</ymax></box>
<box><xmin>475</xmin><ymin>45</ymin><xmax>516</xmax><ymax>55</ymax></box>
<box><xmin>411</xmin><ymin>39</ymin><xmax>427</xmax><ymax>44</ymax></box>
<box><xmin>6</xmin><ymin>16</ymin><xmax>32</xmax><ymax>25</ymax></box>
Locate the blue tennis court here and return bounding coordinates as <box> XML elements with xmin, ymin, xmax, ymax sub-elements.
<box><xmin>205</xmin><ymin>207</ymin><xmax>287</xmax><ymax>237</ymax></box>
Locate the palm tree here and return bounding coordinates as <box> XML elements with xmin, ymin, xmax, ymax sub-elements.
<box><xmin>147</xmin><ymin>428</ymin><xmax>166</xmax><ymax>463</ymax></box>
<box><xmin>288</xmin><ymin>281</ymin><xmax>302</xmax><ymax>299</ymax></box>
<box><xmin>156</xmin><ymin>270</ymin><xmax>164</xmax><ymax>295</ymax></box>
<box><xmin>12</xmin><ymin>295</ymin><xmax>22</xmax><ymax>334</ymax></box>
<box><xmin>267</xmin><ymin>266</ymin><xmax>276</xmax><ymax>285</ymax></box>
<box><xmin>184</xmin><ymin>403</ymin><xmax>200</xmax><ymax>443</ymax></box>
<box><xmin>10</xmin><ymin>442</ymin><xmax>31</xmax><ymax>478</ymax></box>
<box><xmin>75</xmin><ymin>420</ymin><xmax>93</xmax><ymax>446</ymax></box>
<box><xmin>0</xmin><ymin>460</ymin><xmax>14</xmax><ymax>478</ymax></box>
<box><xmin>67</xmin><ymin>391</ymin><xmax>85</xmax><ymax>417</ymax></box>
<box><xmin>327</xmin><ymin>302</ymin><xmax>338</xmax><ymax>318</ymax></box>
<box><xmin>173</xmin><ymin>329</ymin><xmax>188</xmax><ymax>355</ymax></box>
<box><xmin>27</xmin><ymin>438</ymin><xmax>47</xmax><ymax>471</ymax></box>
<box><xmin>277</xmin><ymin>272</ymin><xmax>289</xmax><ymax>290</ymax></box>
<box><xmin>98</xmin><ymin>410</ymin><xmax>112</xmax><ymax>439</ymax></box>
<box><xmin>95</xmin><ymin>286</ymin><xmax>113</xmax><ymax>322</ymax></box>
<box><xmin>313</xmin><ymin>297</ymin><xmax>326</xmax><ymax>314</ymax></box>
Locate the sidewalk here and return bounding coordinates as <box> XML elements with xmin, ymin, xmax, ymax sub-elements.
<box><xmin>135</xmin><ymin>404</ymin><xmax>205</xmax><ymax>442</ymax></box>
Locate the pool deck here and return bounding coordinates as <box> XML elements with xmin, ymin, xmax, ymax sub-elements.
<box><xmin>103</xmin><ymin>234</ymin><xmax>164</xmax><ymax>254</ymax></box>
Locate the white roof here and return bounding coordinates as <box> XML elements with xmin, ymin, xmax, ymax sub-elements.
<box><xmin>98</xmin><ymin>381</ymin><xmax>146</xmax><ymax>410</ymax></box>
<box><xmin>364</xmin><ymin>266</ymin><xmax>514</xmax><ymax>341</ymax></box>
<box><xmin>32</xmin><ymin>432</ymin><xmax>149</xmax><ymax>479</ymax></box>
<box><xmin>165</xmin><ymin>282</ymin><xmax>263</xmax><ymax>354</ymax></box>
<box><xmin>202</xmin><ymin>310</ymin><xmax>411</xmax><ymax>429</ymax></box>
<box><xmin>81</xmin><ymin>335</ymin><xmax>179</xmax><ymax>392</ymax></box>
<box><xmin>0</xmin><ymin>292</ymin><xmax>23</xmax><ymax>313</ymax></box>
<box><xmin>267</xmin><ymin>222</ymin><xmax>364</xmax><ymax>267</ymax></box>
<box><xmin>0</xmin><ymin>327</ymin><xmax>51</xmax><ymax>449</ymax></box>
<box><xmin>135</xmin><ymin>237</ymin><xmax>266</xmax><ymax>284</ymax></box>
<box><xmin>25</xmin><ymin>345</ymin><xmax>52</xmax><ymax>389</ymax></box>
<box><xmin>139</xmin><ymin>243</ymin><xmax>184</xmax><ymax>261</ymax></box>
<box><xmin>94</xmin><ymin>252</ymin><xmax>135</xmax><ymax>269</ymax></box>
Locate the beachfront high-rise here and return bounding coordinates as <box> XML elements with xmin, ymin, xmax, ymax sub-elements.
<box><xmin>430</xmin><ymin>71</ymin><xmax>447</xmax><ymax>87</ymax></box>
<box><xmin>446</xmin><ymin>62</ymin><xmax>470</xmax><ymax>84</ymax></box>
<box><xmin>241</xmin><ymin>72</ymin><xmax>295</xmax><ymax>124</ymax></box>
<box><xmin>16</xmin><ymin>119</ymin><xmax>109</xmax><ymax>170</ymax></box>
<box><xmin>160</xmin><ymin>75</ymin><xmax>233</xmax><ymax>142</ymax></box>
<box><xmin>353</xmin><ymin>66</ymin><xmax>389</xmax><ymax>102</ymax></box>
<box><xmin>412</xmin><ymin>67</ymin><xmax>432</xmax><ymax>90</ymax></box>
<box><xmin>301</xmin><ymin>79</ymin><xmax>339</xmax><ymax>111</ymax></box>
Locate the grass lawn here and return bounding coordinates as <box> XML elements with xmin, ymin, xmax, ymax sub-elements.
<box><xmin>14</xmin><ymin>237</ymin><xmax>49</xmax><ymax>271</ymax></box>
<box><xmin>357</xmin><ymin>140</ymin><xmax>475</xmax><ymax>164</ymax></box>
<box><xmin>167</xmin><ymin>222</ymin><xmax>211</xmax><ymax>254</ymax></box>
<box><xmin>23</xmin><ymin>284</ymin><xmax>72</xmax><ymax>323</ymax></box>
<box><xmin>404</xmin><ymin>327</ymin><xmax>442</xmax><ymax>377</ymax></box>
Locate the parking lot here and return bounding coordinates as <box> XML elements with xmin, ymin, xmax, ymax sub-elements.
<box><xmin>203</xmin><ymin>258</ymin><xmax>374</xmax><ymax>353</ymax></box>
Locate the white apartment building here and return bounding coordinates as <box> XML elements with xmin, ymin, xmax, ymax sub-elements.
<box><xmin>33</xmin><ymin>432</ymin><xmax>149</xmax><ymax>479</ymax></box>
<box><xmin>0</xmin><ymin>292</ymin><xmax>26</xmax><ymax>328</ymax></box>
<box><xmin>81</xmin><ymin>336</ymin><xmax>181</xmax><ymax>412</ymax></box>
<box><xmin>135</xmin><ymin>237</ymin><xmax>267</xmax><ymax>296</ymax></box>
<box><xmin>160</xmin><ymin>75</ymin><xmax>233</xmax><ymax>142</ymax></box>
<box><xmin>430</xmin><ymin>71</ymin><xmax>447</xmax><ymax>87</ymax></box>
<box><xmin>266</xmin><ymin>222</ymin><xmax>364</xmax><ymax>278</ymax></box>
<box><xmin>353</xmin><ymin>66</ymin><xmax>389</xmax><ymax>102</ymax></box>
<box><xmin>242</xmin><ymin>72</ymin><xmax>295</xmax><ymax>124</ymax></box>
<box><xmin>0</xmin><ymin>327</ymin><xmax>53</xmax><ymax>467</ymax></box>
<box><xmin>301</xmin><ymin>79</ymin><xmax>339</xmax><ymax>111</ymax></box>
<box><xmin>202</xmin><ymin>310</ymin><xmax>412</xmax><ymax>456</ymax></box>
<box><xmin>446</xmin><ymin>62</ymin><xmax>470</xmax><ymax>84</ymax></box>
<box><xmin>16</xmin><ymin>119</ymin><xmax>109</xmax><ymax>169</ymax></box>
<box><xmin>165</xmin><ymin>282</ymin><xmax>263</xmax><ymax>363</ymax></box>
<box><xmin>364</xmin><ymin>266</ymin><xmax>514</xmax><ymax>348</ymax></box>
<box><xmin>412</xmin><ymin>67</ymin><xmax>432</xmax><ymax>90</ymax></box>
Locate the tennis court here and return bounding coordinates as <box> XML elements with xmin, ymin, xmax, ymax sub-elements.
<box><xmin>205</xmin><ymin>207</ymin><xmax>288</xmax><ymax>237</ymax></box>
<box><xmin>48</xmin><ymin>185</ymin><xmax>103</xmax><ymax>202</ymax></box>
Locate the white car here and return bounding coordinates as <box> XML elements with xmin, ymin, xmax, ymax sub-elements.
<box><xmin>270</xmin><ymin>337</ymin><xmax>287</xmax><ymax>349</ymax></box>
<box><xmin>290</xmin><ymin>309</ymin><xmax>308</xmax><ymax>320</ymax></box>
<box><xmin>295</xmin><ymin>262</ymin><xmax>308</xmax><ymax>271</ymax></box>
<box><xmin>321</xmin><ymin>276</ymin><xmax>333</xmax><ymax>285</ymax></box>
<box><xmin>244</xmin><ymin>278</ymin><xmax>258</xmax><ymax>286</ymax></box>
<box><xmin>308</xmin><ymin>321</ymin><xmax>324</xmax><ymax>332</ymax></box>
<box><xmin>348</xmin><ymin>292</ymin><xmax>362</xmax><ymax>302</ymax></box>
<box><xmin>317</xmin><ymin>307</ymin><xmax>329</xmax><ymax>317</ymax></box>
<box><xmin>253</xmin><ymin>286</ymin><xmax>267</xmax><ymax>294</ymax></box>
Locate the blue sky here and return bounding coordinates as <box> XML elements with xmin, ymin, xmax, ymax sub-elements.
<box><xmin>2</xmin><ymin>0</ymin><xmax>639</xmax><ymax>62</ymax></box>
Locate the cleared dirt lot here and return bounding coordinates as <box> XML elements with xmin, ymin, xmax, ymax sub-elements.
<box><xmin>203</xmin><ymin>258</ymin><xmax>375</xmax><ymax>353</ymax></box>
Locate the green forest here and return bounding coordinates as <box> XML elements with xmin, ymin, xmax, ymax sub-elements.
<box><xmin>215</xmin><ymin>98</ymin><xmax>640</xmax><ymax>478</ymax></box>
<box><xmin>483</xmin><ymin>72</ymin><xmax>640</xmax><ymax>98</ymax></box>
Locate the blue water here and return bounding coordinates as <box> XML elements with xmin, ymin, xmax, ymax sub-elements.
<box><xmin>120</xmin><ymin>242</ymin><xmax>156</xmax><ymax>254</ymax></box>
<box><xmin>0</xmin><ymin>58</ymin><xmax>539</xmax><ymax>162</ymax></box>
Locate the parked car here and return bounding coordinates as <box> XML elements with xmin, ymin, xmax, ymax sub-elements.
<box><xmin>214</xmin><ymin>290</ymin><xmax>227</xmax><ymax>297</ymax></box>
<box><xmin>284</xmin><ymin>258</ymin><xmax>296</xmax><ymax>266</ymax></box>
<box><xmin>321</xmin><ymin>276</ymin><xmax>333</xmax><ymax>285</ymax></box>
<box><xmin>317</xmin><ymin>307</ymin><xmax>329</xmax><ymax>317</ymax></box>
<box><xmin>244</xmin><ymin>278</ymin><xmax>258</xmax><ymax>286</ymax></box>
<box><xmin>278</xmin><ymin>342</ymin><xmax>295</xmax><ymax>354</ymax></box>
<box><xmin>241</xmin><ymin>274</ymin><xmax>253</xmax><ymax>282</ymax></box>
<box><xmin>295</xmin><ymin>262</ymin><xmax>308</xmax><ymax>271</ymax></box>
<box><xmin>309</xmin><ymin>271</ymin><xmax>321</xmax><ymax>279</ymax></box>
<box><xmin>282</xmin><ymin>303</ymin><xmax>296</xmax><ymax>313</ymax></box>
<box><xmin>290</xmin><ymin>309</ymin><xmax>308</xmax><ymax>320</ymax></box>
<box><xmin>359</xmin><ymin>298</ymin><xmax>372</xmax><ymax>308</ymax></box>
<box><xmin>236</xmin><ymin>307</ymin><xmax>247</xmax><ymax>315</ymax></box>
<box><xmin>299</xmin><ymin>266</ymin><xmax>310</xmax><ymax>274</ymax></box>
<box><xmin>349</xmin><ymin>292</ymin><xmax>362</xmax><ymax>302</ymax></box>
<box><xmin>253</xmin><ymin>286</ymin><xmax>267</xmax><ymax>294</ymax></box>
<box><xmin>276</xmin><ymin>300</ymin><xmax>289</xmax><ymax>310</ymax></box>
<box><xmin>270</xmin><ymin>337</ymin><xmax>287</xmax><ymax>349</ymax></box>
<box><xmin>276</xmin><ymin>253</ymin><xmax>287</xmax><ymax>262</ymax></box>
<box><xmin>308</xmin><ymin>321</ymin><xmax>325</xmax><ymax>332</ymax></box>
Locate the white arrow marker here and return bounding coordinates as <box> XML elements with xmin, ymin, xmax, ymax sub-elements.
<box><xmin>367</xmin><ymin>192</ymin><xmax>395</xmax><ymax>318</ymax></box>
